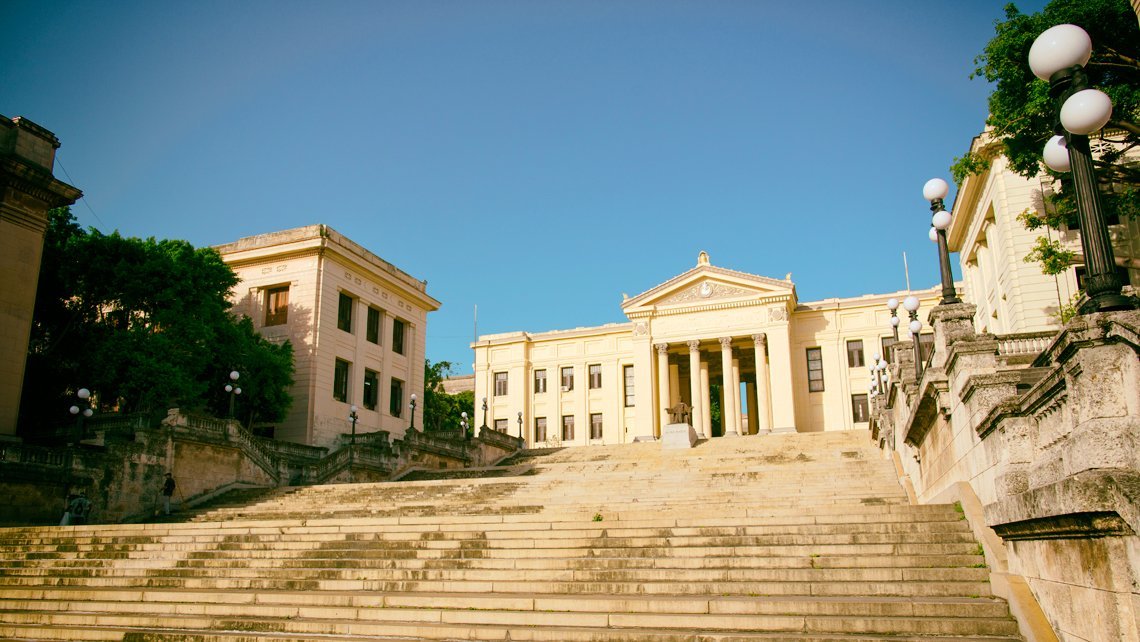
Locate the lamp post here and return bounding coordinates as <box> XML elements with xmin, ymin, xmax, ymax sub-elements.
<box><xmin>409</xmin><ymin>393</ymin><xmax>417</xmax><ymax>431</ymax></box>
<box><xmin>886</xmin><ymin>298</ymin><xmax>901</xmax><ymax>343</ymax></box>
<box><xmin>348</xmin><ymin>405</ymin><xmax>358</xmax><ymax>480</ymax></box>
<box><xmin>1029</xmin><ymin>24</ymin><xmax>1132</xmax><ymax>313</ymax></box>
<box><xmin>481</xmin><ymin>397</ymin><xmax>488</xmax><ymax>430</ymax></box>
<box><xmin>224</xmin><ymin>371</ymin><xmax>241</xmax><ymax>419</ymax></box>
<box><xmin>903</xmin><ymin>295</ymin><xmax>924</xmax><ymax>379</ymax></box>
<box><xmin>517</xmin><ymin>411</ymin><xmax>523</xmax><ymax>439</ymax></box>
<box><xmin>68</xmin><ymin>388</ymin><xmax>93</xmax><ymax>443</ymax></box>
<box><xmin>923</xmin><ymin>178</ymin><xmax>961</xmax><ymax>305</ymax></box>
<box><xmin>460</xmin><ymin>411</ymin><xmax>469</xmax><ymax>440</ymax></box>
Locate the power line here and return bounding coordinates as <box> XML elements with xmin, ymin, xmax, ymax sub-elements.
<box><xmin>54</xmin><ymin>155</ymin><xmax>104</xmax><ymax>228</ymax></box>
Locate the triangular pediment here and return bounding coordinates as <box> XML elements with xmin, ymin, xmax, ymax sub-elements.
<box><xmin>622</xmin><ymin>257</ymin><xmax>795</xmax><ymax>315</ymax></box>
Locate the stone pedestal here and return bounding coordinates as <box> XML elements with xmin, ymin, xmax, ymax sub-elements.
<box><xmin>660</xmin><ymin>422</ymin><xmax>697</xmax><ymax>449</ymax></box>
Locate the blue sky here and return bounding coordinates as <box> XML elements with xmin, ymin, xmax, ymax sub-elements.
<box><xmin>2</xmin><ymin>0</ymin><xmax>1047</xmax><ymax>374</ymax></box>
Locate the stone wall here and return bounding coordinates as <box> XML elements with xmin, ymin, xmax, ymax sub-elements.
<box><xmin>872</xmin><ymin>304</ymin><xmax>1140</xmax><ymax>642</ymax></box>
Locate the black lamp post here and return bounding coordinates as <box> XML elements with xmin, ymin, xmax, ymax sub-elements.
<box><xmin>886</xmin><ymin>298</ymin><xmax>901</xmax><ymax>343</ymax></box>
<box><xmin>481</xmin><ymin>397</ymin><xmax>488</xmax><ymax>430</ymax></box>
<box><xmin>1029</xmin><ymin>24</ymin><xmax>1133</xmax><ymax>313</ymax></box>
<box><xmin>409</xmin><ymin>393</ymin><xmax>417</xmax><ymax>431</ymax></box>
<box><xmin>923</xmin><ymin>178</ymin><xmax>961</xmax><ymax>305</ymax></box>
<box><xmin>903</xmin><ymin>295</ymin><xmax>924</xmax><ymax>379</ymax></box>
<box><xmin>224</xmin><ymin>370</ymin><xmax>241</xmax><ymax>419</ymax></box>
<box><xmin>517</xmin><ymin>411</ymin><xmax>523</xmax><ymax>439</ymax></box>
<box><xmin>460</xmin><ymin>411</ymin><xmax>469</xmax><ymax>439</ymax></box>
<box><xmin>68</xmin><ymin>387</ymin><xmax>93</xmax><ymax>443</ymax></box>
<box><xmin>348</xmin><ymin>405</ymin><xmax>358</xmax><ymax>480</ymax></box>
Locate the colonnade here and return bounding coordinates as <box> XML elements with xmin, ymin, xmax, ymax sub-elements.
<box><xmin>654</xmin><ymin>333</ymin><xmax>772</xmax><ymax>438</ymax></box>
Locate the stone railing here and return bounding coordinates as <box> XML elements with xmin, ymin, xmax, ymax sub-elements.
<box><xmin>257</xmin><ymin>437</ymin><xmax>327</xmax><ymax>463</ymax></box>
<box><xmin>994</xmin><ymin>330</ymin><xmax>1055</xmax><ymax>361</ymax></box>
<box><xmin>163</xmin><ymin>410</ymin><xmax>279</xmax><ymax>484</ymax></box>
<box><xmin>401</xmin><ymin>428</ymin><xmax>471</xmax><ymax>462</ymax></box>
<box><xmin>479</xmin><ymin>425</ymin><xmax>525</xmax><ymax>452</ymax></box>
<box><xmin>0</xmin><ymin>443</ymin><xmax>69</xmax><ymax>468</ymax></box>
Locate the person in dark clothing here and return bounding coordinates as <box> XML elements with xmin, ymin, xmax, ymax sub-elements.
<box><xmin>68</xmin><ymin>491</ymin><xmax>92</xmax><ymax>525</ymax></box>
<box><xmin>161</xmin><ymin>473</ymin><xmax>176</xmax><ymax>515</ymax></box>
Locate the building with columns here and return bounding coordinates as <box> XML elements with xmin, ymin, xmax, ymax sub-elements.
<box><xmin>215</xmin><ymin>225</ymin><xmax>440</xmax><ymax>449</ymax></box>
<box><xmin>473</xmin><ymin>252</ymin><xmax>941</xmax><ymax>446</ymax></box>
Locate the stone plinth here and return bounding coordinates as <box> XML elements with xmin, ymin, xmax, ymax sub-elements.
<box><xmin>660</xmin><ymin>422</ymin><xmax>697</xmax><ymax>449</ymax></box>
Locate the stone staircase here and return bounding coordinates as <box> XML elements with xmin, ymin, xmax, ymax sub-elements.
<box><xmin>0</xmin><ymin>430</ymin><xmax>1023</xmax><ymax>641</ymax></box>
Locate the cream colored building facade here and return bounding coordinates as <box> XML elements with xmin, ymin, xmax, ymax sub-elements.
<box><xmin>949</xmin><ymin>129</ymin><xmax>1139</xmax><ymax>335</ymax></box>
<box><xmin>473</xmin><ymin>252</ymin><xmax>941</xmax><ymax>446</ymax></box>
<box><xmin>216</xmin><ymin>225</ymin><xmax>440</xmax><ymax>449</ymax></box>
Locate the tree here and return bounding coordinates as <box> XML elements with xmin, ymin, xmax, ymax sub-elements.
<box><xmin>955</xmin><ymin>0</ymin><xmax>1139</xmax><ymax>275</ymax></box>
<box><xmin>19</xmin><ymin>208</ymin><xmax>294</xmax><ymax>433</ymax></box>
<box><xmin>422</xmin><ymin>360</ymin><xmax>474</xmax><ymax>433</ymax></box>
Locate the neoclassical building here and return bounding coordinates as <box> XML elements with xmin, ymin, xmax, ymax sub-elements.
<box><xmin>473</xmin><ymin>252</ymin><xmax>941</xmax><ymax>446</ymax></box>
<box><xmin>216</xmin><ymin>225</ymin><xmax>440</xmax><ymax>449</ymax></box>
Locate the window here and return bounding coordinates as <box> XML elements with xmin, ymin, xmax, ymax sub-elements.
<box><xmin>851</xmin><ymin>393</ymin><xmax>870</xmax><ymax>423</ymax></box>
<box><xmin>534</xmin><ymin>417</ymin><xmax>547</xmax><ymax>441</ymax></box>
<box><xmin>590</xmin><ymin>413</ymin><xmax>603</xmax><ymax>439</ymax></box>
<box><xmin>392</xmin><ymin>318</ymin><xmax>406</xmax><ymax>355</ymax></box>
<box><xmin>337</xmin><ymin>292</ymin><xmax>354</xmax><ymax>333</ymax></box>
<box><xmin>534</xmin><ymin>369</ymin><xmax>547</xmax><ymax>394</ymax></box>
<box><xmin>494</xmin><ymin>372</ymin><xmax>508</xmax><ymax>396</ymax></box>
<box><xmin>623</xmin><ymin>365</ymin><xmax>635</xmax><ymax>407</ymax></box>
<box><xmin>264</xmin><ymin>285</ymin><xmax>289</xmax><ymax>326</ymax></box>
<box><xmin>561</xmin><ymin>415</ymin><xmax>575</xmax><ymax>440</ymax></box>
<box><xmin>589</xmin><ymin>364</ymin><xmax>602</xmax><ymax>389</ymax></box>
<box><xmin>366</xmin><ymin>307</ymin><xmax>381</xmax><ymax>344</ymax></box>
<box><xmin>846</xmin><ymin>340</ymin><xmax>865</xmax><ymax>368</ymax></box>
<box><xmin>561</xmin><ymin>366</ymin><xmax>574</xmax><ymax>392</ymax></box>
<box><xmin>333</xmin><ymin>359</ymin><xmax>350</xmax><ymax>403</ymax></box>
<box><xmin>363</xmin><ymin>369</ymin><xmax>379</xmax><ymax>410</ymax></box>
<box><xmin>806</xmin><ymin>347</ymin><xmax>824</xmax><ymax>392</ymax></box>
<box><xmin>494</xmin><ymin>418</ymin><xmax>508</xmax><ymax>432</ymax></box>
<box><xmin>389</xmin><ymin>378</ymin><xmax>404</xmax><ymax>417</ymax></box>
<box><xmin>881</xmin><ymin>336</ymin><xmax>898</xmax><ymax>364</ymax></box>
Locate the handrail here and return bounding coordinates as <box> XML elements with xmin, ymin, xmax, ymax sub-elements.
<box><xmin>995</xmin><ymin>330</ymin><xmax>1056</xmax><ymax>357</ymax></box>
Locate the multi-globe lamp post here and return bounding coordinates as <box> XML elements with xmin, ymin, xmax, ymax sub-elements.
<box><xmin>903</xmin><ymin>295</ymin><xmax>925</xmax><ymax>379</ymax></box>
<box><xmin>886</xmin><ymin>298</ymin><xmax>901</xmax><ymax>342</ymax></box>
<box><xmin>409</xmin><ymin>393</ymin><xmax>417</xmax><ymax>431</ymax></box>
<box><xmin>69</xmin><ymin>388</ymin><xmax>94</xmax><ymax>443</ymax></box>
<box><xmin>1029</xmin><ymin>23</ymin><xmax>1132</xmax><ymax>313</ymax></box>
<box><xmin>460</xmin><ymin>411</ymin><xmax>469</xmax><ymax>439</ymax></box>
<box><xmin>923</xmin><ymin>178</ymin><xmax>961</xmax><ymax>305</ymax></box>
<box><xmin>348</xmin><ymin>405</ymin><xmax>358</xmax><ymax>480</ymax></box>
<box><xmin>481</xmin><ymin>397</ymin><xmax>488</xmax><ymax>430</ymax></box>
<box><xmin>517</xmin><ymin>412</ymin><xmax>523</xmax><ymax>440</ymax></box>
<box><xmin>224</xmin><ymin>371</ymin><xmax>241</xmax><ymax>419</ymax></box>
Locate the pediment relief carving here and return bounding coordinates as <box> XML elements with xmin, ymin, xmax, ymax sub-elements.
<box><xmin>658</xmin><ymin>281</ymin><xmax>754</xmax><ymax>305</ymax></box>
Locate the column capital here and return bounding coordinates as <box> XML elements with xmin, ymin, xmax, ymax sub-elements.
<box><xmin>687</xmin><ymin>339</ymin><xmax>701</xmax><ymax>352</ymax></box>
<box><xmin>751</xmin><ymin>333</ymin><xmax>767</xmax><ymax>346</ymax></box>
<box><xmin>655</xmin><ymin>343</ymin><xmax>669</xmax><ymax>355</ymax></box>
<box><xmin>718</xmin><ymin>337</ymin><xmax>733</xmax><ymax>349</ymax></box>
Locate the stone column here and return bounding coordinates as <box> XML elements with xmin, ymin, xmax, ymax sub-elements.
<box><xmin>699</xmin><ymin>361</ymin><xmax>711</xmax><ymax>437</ymax></box>
<box><xmin>752</xmin><ymin>333</ymin><xmax>772</xmax><ymax>434</ymax></box>
<box><xmin>655</xmin><ymin>343</ymin><xmax>670</xmax><ymax>437</ymax></box>
<box><xmin>687</xmin><ymin>340</ymin><xmax>705</xmax><ymax>438</ymax></box>
<box><xmin>719</xmin><ymin>338</ymin><xmax>739</xmax><ymax>437</ymax></box>
<box><xmin>746</xmin><ymin>382</ymin><xmax>759</xmax><ymax>435</ymax></box>
<box><xmin>732</xmin><ymin>358</ymin><xmax>743</xmax><ymax>435</ymax></box>
<box><xmin>668</xmin><ymin>363</ymin><xmax>681</xmax><ymax>408</ymax></box>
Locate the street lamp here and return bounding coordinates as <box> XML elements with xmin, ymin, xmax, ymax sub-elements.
<box><xmin>460</xmin><ymin>411</ymin><xmax>469</xmax><ymax>440</ymax></box>
<box><xmin>517</xmin><ymin>411</ymin><xmax>523</xmax><ymax>439</ymax></box>
<box><xmin>348</xmin><ymin>405</ymin><xmax>358</xmax><ymax>480</ymax></box>
<box><xmin>224</xmin><ymin>371</ymin><xmax>242</xmax><ymax>419</ymax></box>
<box><xmin>1029</xmin><ymin>23</ymin><xmax>1133</xmax><ymax>313</ymax></box>
<box><xmin>69</xmin><ymin>388</ymin><xmax>93</xmax><ymax>443</ymax></box>
<box><xmin>481</xmin><ymin>397</ymin><xmax>488</xmax><ymax>430</ymax></box>
<box><xmin>923</xmin><ymin>178</ymin><xmax>961</xmax><ymax>305</ymax></box>
<box><xmin>348</xmin><ymin>405</ymin><xmax>358</xmax><ymax>445</ymax></box>
<box><xmin>409</xmin><ymin>393</ymin><xmax>417</xmax><ymax>431</ymax></box>
<box><xmin>886</xmin><ymin>298</ymin><xmax>901</xmax><ymax>343</ymax></box>
<box><xmin>903</xmin><ymin>295</ymin><xmax>924</xmax><ymax>379</ymax></box>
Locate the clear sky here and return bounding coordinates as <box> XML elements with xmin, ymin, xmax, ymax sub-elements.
<box><xmin>2</xmin><ymin>0</ymin><xmax>1047</xmax><ymax>374</ymax></box>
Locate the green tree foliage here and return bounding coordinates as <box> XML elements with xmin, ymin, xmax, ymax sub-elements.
<box><xmin>19</xmin><ymin>208</ymin><xmax>294</xmax><ymax>432</ymax></box>
<box><xmin>958</xmin><ymin>0</ymin><xmax>1140</xmax><ymax>274</ymax></box>
<box><xmin>422</xmin><ymin>360</ymin><xmax>474</xmax><ymax>433</ymax></box>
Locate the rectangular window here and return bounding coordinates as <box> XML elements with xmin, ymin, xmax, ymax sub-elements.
<box><xmin>494</xmin><ymin>418</ymin><xmax>508</xmax><ymax>432</ymax></box>
<box><xmin>846</xmin><ymin>339</ymin><xmax>865</xmax><ymax>368</ymax></box>
<box><xmin>534</xmin><ymin>417</ymin><xmax>547</xmax><ymax>441</ymax></box>
<box><xmin>389</xmin><ymin>378</ymin><xmax>404</xmax><ymax>418</ymax></box>
<box><xmin>264</xmin><ymin>285</ymin><xmax>289</xmax><ymax>326</ymax></box>
<box><xmin>392</xmin><ymin>318</ymin><xmax>406</xmax><ymax>355</ymax></box>
<box><xmin>494</xmin><ymin>372</ymin><xmax>508</xmax><ymax>396</ymax></box>
<box><xmin>561</xmin><ymin>366</ymin><xmax>574</xmax><ymax>392</ymax></box>
<box><xmin>589</xmin><ymin>364</ymin><xmax>602</xmax><ymax>389</ymax></box>
<box><xmin>363</xmin><ymin>369</ymin><xmax>379</xmax><ymax>411</ymax></box>
<box><xmin>851</xmin><ymin>393</ymin><xmax>870</xmax><ymax>423</ymax></box>
<box><xmin>333</xmin><ymin>359</ymin><xmax>350</xmax><ymax>403</ymax></box>
<box><xmin>590</xmin><ymin>413</ymin><xmax>603</xmax><ymax>439</ymax></box>
<box><xmin>623</xmin><ymin>365</ymin><xmax>635</xmax><ymax>407</ymax></box>
<box><xmin>534</xmin><ymin>369</ymin><xmax>547</xmax><ymax>394</ymax></box>
<box><xmin>806</xmin><ymin>347</ymin><xmax>824</xmax><ymax>392</ymax></box>
<box><xmin>561</xmin><ymin>415</ymin><xmax>575</xmax><ymax>441</ymax></box>
<box><xmin>881</xmin><ymin>336</ymin><xmax>898</xmax><ymax>364</ymax></box>
<box><xmin>366</xmin><ymin>307</ymin><xmax>381</xmax><ymax>344</ymax></box>
<box><xmin>337</xmin><ymin>292</ymin><xmax>354</xmax><ymax>333</ymax></box>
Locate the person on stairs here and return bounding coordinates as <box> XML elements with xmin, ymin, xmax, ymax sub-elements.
<box><xmin>161</xmin><ymin>473</ymin><xmax>176</xmax><ymax>515</ymax></box>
